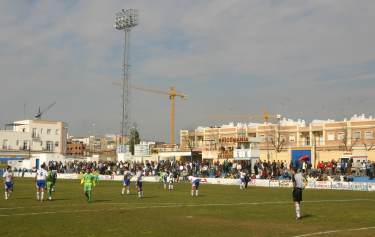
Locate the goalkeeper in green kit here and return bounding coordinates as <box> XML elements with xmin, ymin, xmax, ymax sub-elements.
<box><xmin>81</xmin><ymin>168</ymin><xmax>96</xmax><ymax>203</ymax></box>
<box><xmin>46</xmin><ymin>167</ymin><xmax>57</xmax><ymax>201</ymax></box>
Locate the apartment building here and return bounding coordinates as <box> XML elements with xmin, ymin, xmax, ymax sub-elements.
<box><xmin>66</xmin><ymin>141</ymin><xmax>87</xmax><ymax>156</ymax></box>
<box><xmin>180</xmin><ymin>114</ymin><xmax>375</xmax><ymax>163</ymax></box>
<box><xmin>0</xmin><ymin>119</ymin><xmax>68</xmax><ymax>155</ymax></box>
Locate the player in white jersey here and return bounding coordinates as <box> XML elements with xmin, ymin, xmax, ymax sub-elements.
<box><xmin>161</xmin><ymin>171</ymin><xmax>168</xmax><ymax>189</ymax></box>
<box><xmin>239</xmin><ymin>171</ymin><xmax>246</xmax><ymax>190</ymax></box>
<box><xmin>292</xmin><ymin>168</ymin><xmax>306</xmax><ymax>220</ymax></box>
<box><xmin>135</xmin><ymin>167</ymin><xmax>144</xmax><ymax>198</ymax></box>
<box><xmin>167</xmin><ymin>171</ymin><xmax>174</xmax><ymax>191</ymax></box>
<box><xmin>3</xmin><ymin>166</ymin><xmax>14</xmax><ymax>200</ymax></box>
<box><xmin>188</xmin><ymin>176</ymin><xmax>200</xmax><ymax>197</ymax></box>
<box><xmin>122</xmin><ymin>168</ymin><xmax>132</xmax><ymax>195</ymax></box>
<box><xmin>35</xmin><ymin>164</ymin><xmax>47</xmax><ymax>202</ymax></box>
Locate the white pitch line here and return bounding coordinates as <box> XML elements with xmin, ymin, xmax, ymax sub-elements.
<box><xmin>0</xmin><ymin>198</ymin><xmax>372</xmax><ymax>211</ymax></box>
<box><xmin>0</xmin><ymin>198</ymin><xmax>373</xmax><ymax>217</ymax></box>
<box><xmin>292</xmin><ymin>226</ymin><xmax>375</xmax><ymax>237</ymax></box>
<box><xmin>0</xmin><ymin>202</ymin><xmax>192</xmax><ymax>210</ymax></box>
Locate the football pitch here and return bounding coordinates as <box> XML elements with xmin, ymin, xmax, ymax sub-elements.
<box><xmin>1</xmin><ymin>178</ymin><xmax>374</xmax><ymax>237</ymax></box>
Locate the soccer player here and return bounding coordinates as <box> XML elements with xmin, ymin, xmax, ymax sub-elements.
<box><xmin>239</xmin><ymin>170</ymin><xmax>246</xmax><ymax>190</ymax></box>
<box><xmin>35</xmin><ymin>164</ymin><xmax>47</xmax><ymax>202</ymax></box>
<box><xmin>244</xmin><ymin>172</ymin><xmax>250</xmax><ymax>189</ymax></box>
<box><xmin>93</xmin><ymin>168</ymin><xmax>100</xmax><ymax>184</ymax></box>
<box><xmin>167</xmin><ymin>171</ymin><xmax>174</xmax><ymax>191</ymax></box>
<box><xmin>292</xmin><ymin>168</ymin><xmax>306</xmax><ymax>220</ymax></box>
<box><xmin>46</xmin><ymin>167</ymin><xmax>57</xmax><ymax>200</ymax></box>
<box><xmin>3</xmin><ymin>166</ymin><xmax>14</xmax><ymax>200</ymax></box>
<box><xmin>188</xmin><ymin>176</ymin><xmax>200</xmax><ymax>197</ymax></box>
<box><xmin>162</xmin><ymin>170</ymin><xmax>168</xmax><ymax>189</ymax></box>
<box><xmin>81</xmin><ymin>168</ymin><xmax>96</xmax><ymax>203</ymax></box>
<box><xmin>135</xmin><ymin>166</ymin><xmax>144</xmax><ymax>198</ymax></box>
<box><xmin>122</xmin><ymin>167</ymin><xmax>132</xmax><ymax>195</ymax></box>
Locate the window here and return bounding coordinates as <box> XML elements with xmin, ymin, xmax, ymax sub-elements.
<box><xmin>16</xmin><ymin>140</ymin><xmax>19</xmax><ymax>146</ymax></box>
<box><xmin>2</xmin><ymin>139</ymin><xmax>9</xmax><ymax>149</ymax></box>
<box><xmin>337</xmin><ymin>132</ymin><xmax>345</xmax><ymax>141</ymax></box>
<box><xmin>289</xmin><ymin>135</ymin><xmax>296</xmax><ymax>142</ymax></box>
<box><xmin>259</xmin><ymin>134</ymin><xmax>265</xmax><ymax>141</ymax></box>
<box><xmin>55</xmin><ymin>141</ymin><xmax>59</xmax><ymax>147</ymax></box>
<box><xmin>47</xmin><ymin>129</ymin><xmax>51</xmax><ymax>135</ymax></box>
<box><xmin>327</xmin><ymin>132</ymin><xmax>335</xmax><ymax>141</ymax></box>
<box><xmin>23</xmin><ymin>141</ymin><xmax>28</xmax><ymax>150</ymax></box>
<box><xmin>40</xmin><ymin>128</ymin><xmax>43</xmax><ymax>134</ymax></box>
<box><xmin>46</xmin><ymin>141</ymin><xmax>53</xmax><ymax>151</ymax></box>
<box><xmin>55</xmin><ymin>129</ymin><xmax>59</xmax><ymax>135</ymax></box>
<box><xmin>365</xmin><ymin>131</ymin><xmax>373</xmax><ymax>139</ymax></box>
<box><xmin>353</xmin><ymin>131</ymin><xmax>361</xmax><ymax>139</ymax></box>
<box><xmin>266</xmin><ymin>135</ymin><xmax>274</xmax><ymax>142</ymax></box>
<box><xmin>40</xmin><ymin>141</ymin><xmax>43</xmax><ymax>146</ymax></box>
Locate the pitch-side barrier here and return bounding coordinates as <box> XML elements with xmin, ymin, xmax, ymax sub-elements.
<box><xmin>17</xmin><ymin>172</ymin><xmax>375</xmax><ymax>191</ymax></box>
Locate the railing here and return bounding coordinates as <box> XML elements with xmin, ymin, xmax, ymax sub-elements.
<box><xmin>32</xmin><ymin>134</ymin><xmax>40</xmax><ymax>139</ymax></box>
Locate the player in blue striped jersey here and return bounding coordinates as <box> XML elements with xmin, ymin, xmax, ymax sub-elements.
<box><xmin>122</xmin><ymin>168</ymin><xmax>132</xmax><ymax>195</ymax></box>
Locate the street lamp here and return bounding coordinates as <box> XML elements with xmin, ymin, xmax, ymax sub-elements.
<box><xmin>114</xmin><ymin>9</ymin><xmax>139</xmax><ymax>148</ymax></box>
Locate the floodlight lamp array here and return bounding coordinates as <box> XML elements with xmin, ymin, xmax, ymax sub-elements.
<box><xmin>114</xmin><ymin>9</ymin><xmax>138</xmax><ymax>30</ymax></box>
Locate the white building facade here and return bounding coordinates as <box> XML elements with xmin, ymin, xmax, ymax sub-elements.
<box><xmin>0</xmin><ymin>120</ymin><xmax>68</xmax><ymax>155</ymax></box>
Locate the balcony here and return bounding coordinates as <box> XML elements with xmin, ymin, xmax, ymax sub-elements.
<box><xmin>32</xmin><ymin>133</ymin><xmax>41</xmax><ymax>140</ymax></box>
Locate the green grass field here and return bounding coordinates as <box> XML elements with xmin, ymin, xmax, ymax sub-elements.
<box><xmin>0</xmin><ymin>178</ymin><xmax>375</xmax><ymax>237</ymax></box>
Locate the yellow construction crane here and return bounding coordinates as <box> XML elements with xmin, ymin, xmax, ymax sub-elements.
<box><xmin>113</xmin><ymin>82</ymin><xmax>187</xmax><ymax>144</ymax></box>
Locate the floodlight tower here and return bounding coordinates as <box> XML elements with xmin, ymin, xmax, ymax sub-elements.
<box><xmin>114</xmin><ymin>9</ymin><xmax>138</xmax><ymax>147</ymax></box>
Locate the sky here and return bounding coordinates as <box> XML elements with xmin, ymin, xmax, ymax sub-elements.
<box><xmin>1</xmin><ymin>0</ymin><xmax>375</xmax><ymax>142</ymax></box>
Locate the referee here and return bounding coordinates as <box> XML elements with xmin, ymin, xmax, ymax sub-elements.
<box><xmin>292</xmin><ymin>167</ymin><xmax>305</xmax><ymax>220</ymax></box>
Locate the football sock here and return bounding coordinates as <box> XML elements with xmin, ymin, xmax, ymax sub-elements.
<box><xmin>191</xmin><ymin>190</ymin><xmax>194</xmax><ymax>196</ymax></box>
<box><xmin>5</xmin><ymin>192</ymin><xmax>8</xmax><ymax>200</ymax></box>
<box><xmin>195</xmin><ymin>190</ymin><xmax>199</xmax><ymax>196</ymax></box>
<box><xmin>295</xmin><ymin>202</ymin><xmax>301</xmax><ymax>218</ymax></box>
<box><xmin>41</xmin><ymin>191</ymin><xmax>44</xmax><ymax>201</ymax></box>
<box><xmin>36</xmin><ymin>192</ymin><xmax>40</xmax><ymax>200</ymax></box>
<box><xmin>122</xmin><ymin>188</ymin><xmax>125</xmax><ymax>195</ymax></box>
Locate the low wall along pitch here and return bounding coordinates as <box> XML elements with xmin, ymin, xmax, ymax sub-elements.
<box><xmin>17</xmin><ymin>173</ymin><xmax>375</xmax><ymax>192</ymax></box>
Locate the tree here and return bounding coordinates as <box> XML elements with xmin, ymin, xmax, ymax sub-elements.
<box><xmin>129</xmin><ymin>126</ymin><xmax>140</xmax><ymax>155</ymax></box>
<box><xmin>363</xmin><ymin>142</ymin><xmax>374</xmax><ymax>151</ymax></box>
<box><xmin>339</xmin><ymin>124</ymin><xmax>359</xmax><ymax>152</ymax></box>
<box><xmin>270</xmin><ymin>125</ymin><xmax>285</xmax><ymax>153</ymax></box>
<box><xmin>363</xmin><ymin>139</ymin><xmax>375</xmax><ymax>151</ymax></box>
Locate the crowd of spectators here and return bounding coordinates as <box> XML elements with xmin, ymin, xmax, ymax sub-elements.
<box><xmin>9</xmin><ymin>158</ymin><xmax>375</xmax><ymax>181</ymax></box>
<box><xmin>313</xmin><ymin>159</ymin><xmax>375</xmax><ymax>181</ymax></box>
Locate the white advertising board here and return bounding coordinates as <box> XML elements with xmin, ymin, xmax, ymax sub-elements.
<box><xmin>14</xmin><ymin>172</ymin><xmax>375</xmax><ymax>191</ymax></box>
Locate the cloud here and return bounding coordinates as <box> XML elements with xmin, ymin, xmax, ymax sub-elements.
<box><xmin>1</xmin><ymin>0</ymin><xmax>375</xmax><ymax>141</ymax></box>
